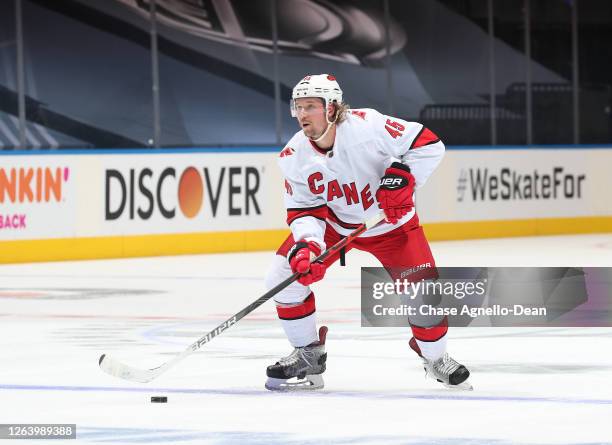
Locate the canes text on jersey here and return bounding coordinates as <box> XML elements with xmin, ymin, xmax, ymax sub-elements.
<box><xmin>307</xmin><ymin>172</ymin><xmax>374</xmax><ymax>210</ymax></box>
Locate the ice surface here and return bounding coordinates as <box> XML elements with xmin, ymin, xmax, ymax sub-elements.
<box><xmin>1</xmin><ymin>234</ymin><xmax>611</xmax><ymax>444</ymax></box>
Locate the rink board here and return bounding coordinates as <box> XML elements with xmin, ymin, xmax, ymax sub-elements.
<box><xmin>1</xmin><ymin>147</ymin><xmax>611</xmax><ymax>263</ymax></box>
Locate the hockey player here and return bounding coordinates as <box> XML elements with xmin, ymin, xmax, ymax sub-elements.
<box><xmin>264</xmin><ymin>74</ymin><xmax>471</xmax><ymax>391</ymax></box>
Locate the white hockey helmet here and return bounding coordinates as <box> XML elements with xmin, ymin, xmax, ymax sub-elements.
<box><xmin>290</xmin><ymin>74</ymin><xmax>343</xmax><ymax>117</ymax></box>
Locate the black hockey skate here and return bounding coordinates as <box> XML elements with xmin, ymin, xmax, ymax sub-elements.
<box><xmin>265</xmin><ymin>326</ymin><xmax>328</xmax><ymax>391</ymax></box>
<box><xmin>409</xmin><ymin>337</ymin><xmax>472</xmax><ymax>390</ymax></box>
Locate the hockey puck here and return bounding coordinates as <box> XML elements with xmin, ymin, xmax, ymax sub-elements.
<box><xmin>150</xmin><ymin>396</ymin><xmax>168</xmax><ymax>403</ymax></box>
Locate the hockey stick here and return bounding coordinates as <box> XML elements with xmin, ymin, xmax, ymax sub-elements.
<box><xmin>98</xmin><ymin>212</ymin><xmax>386</xmax><ymax>383</ymax></box>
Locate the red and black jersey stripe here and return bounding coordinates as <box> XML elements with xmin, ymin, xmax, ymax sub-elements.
<box><xmin>410</xmin><ymin>126</ymin><xmax>440</xmax><ymax>149</ymax></box>
<box><xmin>327</xmin><ymin>207</ymin><xmax>362</xmax><ymax>230</ymax></box>
<box><xmin>286</xmin><ymin>204</ymin><xmax>328</xmax><ymax>225</ymax></box>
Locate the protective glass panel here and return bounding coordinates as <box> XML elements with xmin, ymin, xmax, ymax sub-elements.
<box><xmin>530</xmin><ymin>0</ymin><xmax>573</xmax><ymax>144</ymax></box>
<box><xmin>0</xmin><ymin>1</ymin><xmax>19</xmax><ymax>150</ymax></box>
<box><xmin>156</xmin><ymin>0</ymin><xmax>276</xmax><ymax>146</ymax></box>
<box><xmin>492</xmin><ymin>0</ymin><xmax>528</xmax><ymax>145</ymax></box>
<box><xmin>577</xmin><ymin>0</ymin><xmax>612</xmax><ymax>144</ymax></box>
<box><xmin>391</xmin><ymin>0</ymin><xmax>491</xmax><ymax>146</ymax></box>
<box><xmin>22</xmin><ymin>0</ymin><xmax>153</xmax><ymax>148</ymax></box>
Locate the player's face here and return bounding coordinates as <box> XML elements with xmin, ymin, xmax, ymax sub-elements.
<box><xmin>294</xmin><ymin>98</ymin><xmax>328</xmax><ymax>139</ymax></box>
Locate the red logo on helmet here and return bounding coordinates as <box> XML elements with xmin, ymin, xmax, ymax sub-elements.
<box><xmin>327</xmin><ymin>75</ymin><xmax>336</xmax><ymax>81</ymax></box>
<box><xmin>303</xmin><ymin>76</ymin><xmax>311</xmax><ymax>81</ymax></box>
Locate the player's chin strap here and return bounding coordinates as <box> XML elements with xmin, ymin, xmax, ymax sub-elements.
<box><xmin>309</xmin><ymin>107</ymin><xmax>339</xmax><ymax>143</ymax></box>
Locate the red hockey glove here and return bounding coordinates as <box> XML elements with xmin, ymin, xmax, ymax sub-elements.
<box><xmin>375</xmin><ymin>162</ymin><xmax>416</xmax><ymax>224</ymax></box>
<box><xmin>287</xmin><ymin>240</ymin><xmax>327</xmax><ymax>286</ymax></box>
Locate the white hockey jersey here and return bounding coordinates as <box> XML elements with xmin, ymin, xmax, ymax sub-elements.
<box><xmin>278</xmin><ymin>108</ymin><xmax>445</xmax><ymax>249</ymax></box>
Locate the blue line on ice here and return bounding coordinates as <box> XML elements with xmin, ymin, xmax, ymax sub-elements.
<box><xmin>2</xmin><ymin>384</ymin><xmax>611</xmax><ymax>405</ymax></box>
<box><xmin>77</xmin><ymin>426</ymin><xmax>582</xmax><ymax>445</ymax></box>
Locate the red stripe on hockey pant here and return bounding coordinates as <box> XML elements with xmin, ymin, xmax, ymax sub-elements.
<box><xmin>276</xmin><ymin>293</ymin><xmax>316</xmax><ymax>320</ymax></box>
<box><xmin>411</xmin><ymin>127</ymin><xmax>439</xmax><ymax>149</ymax></box>
<box><xmin>410</xmin><ymin>316</ymin><xmax>448</xmax><ymax>342</ymax></box>
<box><xmin>286</xmin><ymin>205</ymin><xmax>328</xmax><ymax>225</ymax></box>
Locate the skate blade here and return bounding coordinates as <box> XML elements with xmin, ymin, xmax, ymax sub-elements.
<box><xmin>424</xmin><ymin>370</ymin><xmax>474</xmax><ymax>391</ymax></box>
<box><xmin>443</xmin><ymin>380</ymin><xmax>473</xmax><ymax>391</ymax></box>
<box><xmin>265</xmin><ymin>374</ymin><xmax>324</xmax><ymax>391</ymax></box>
